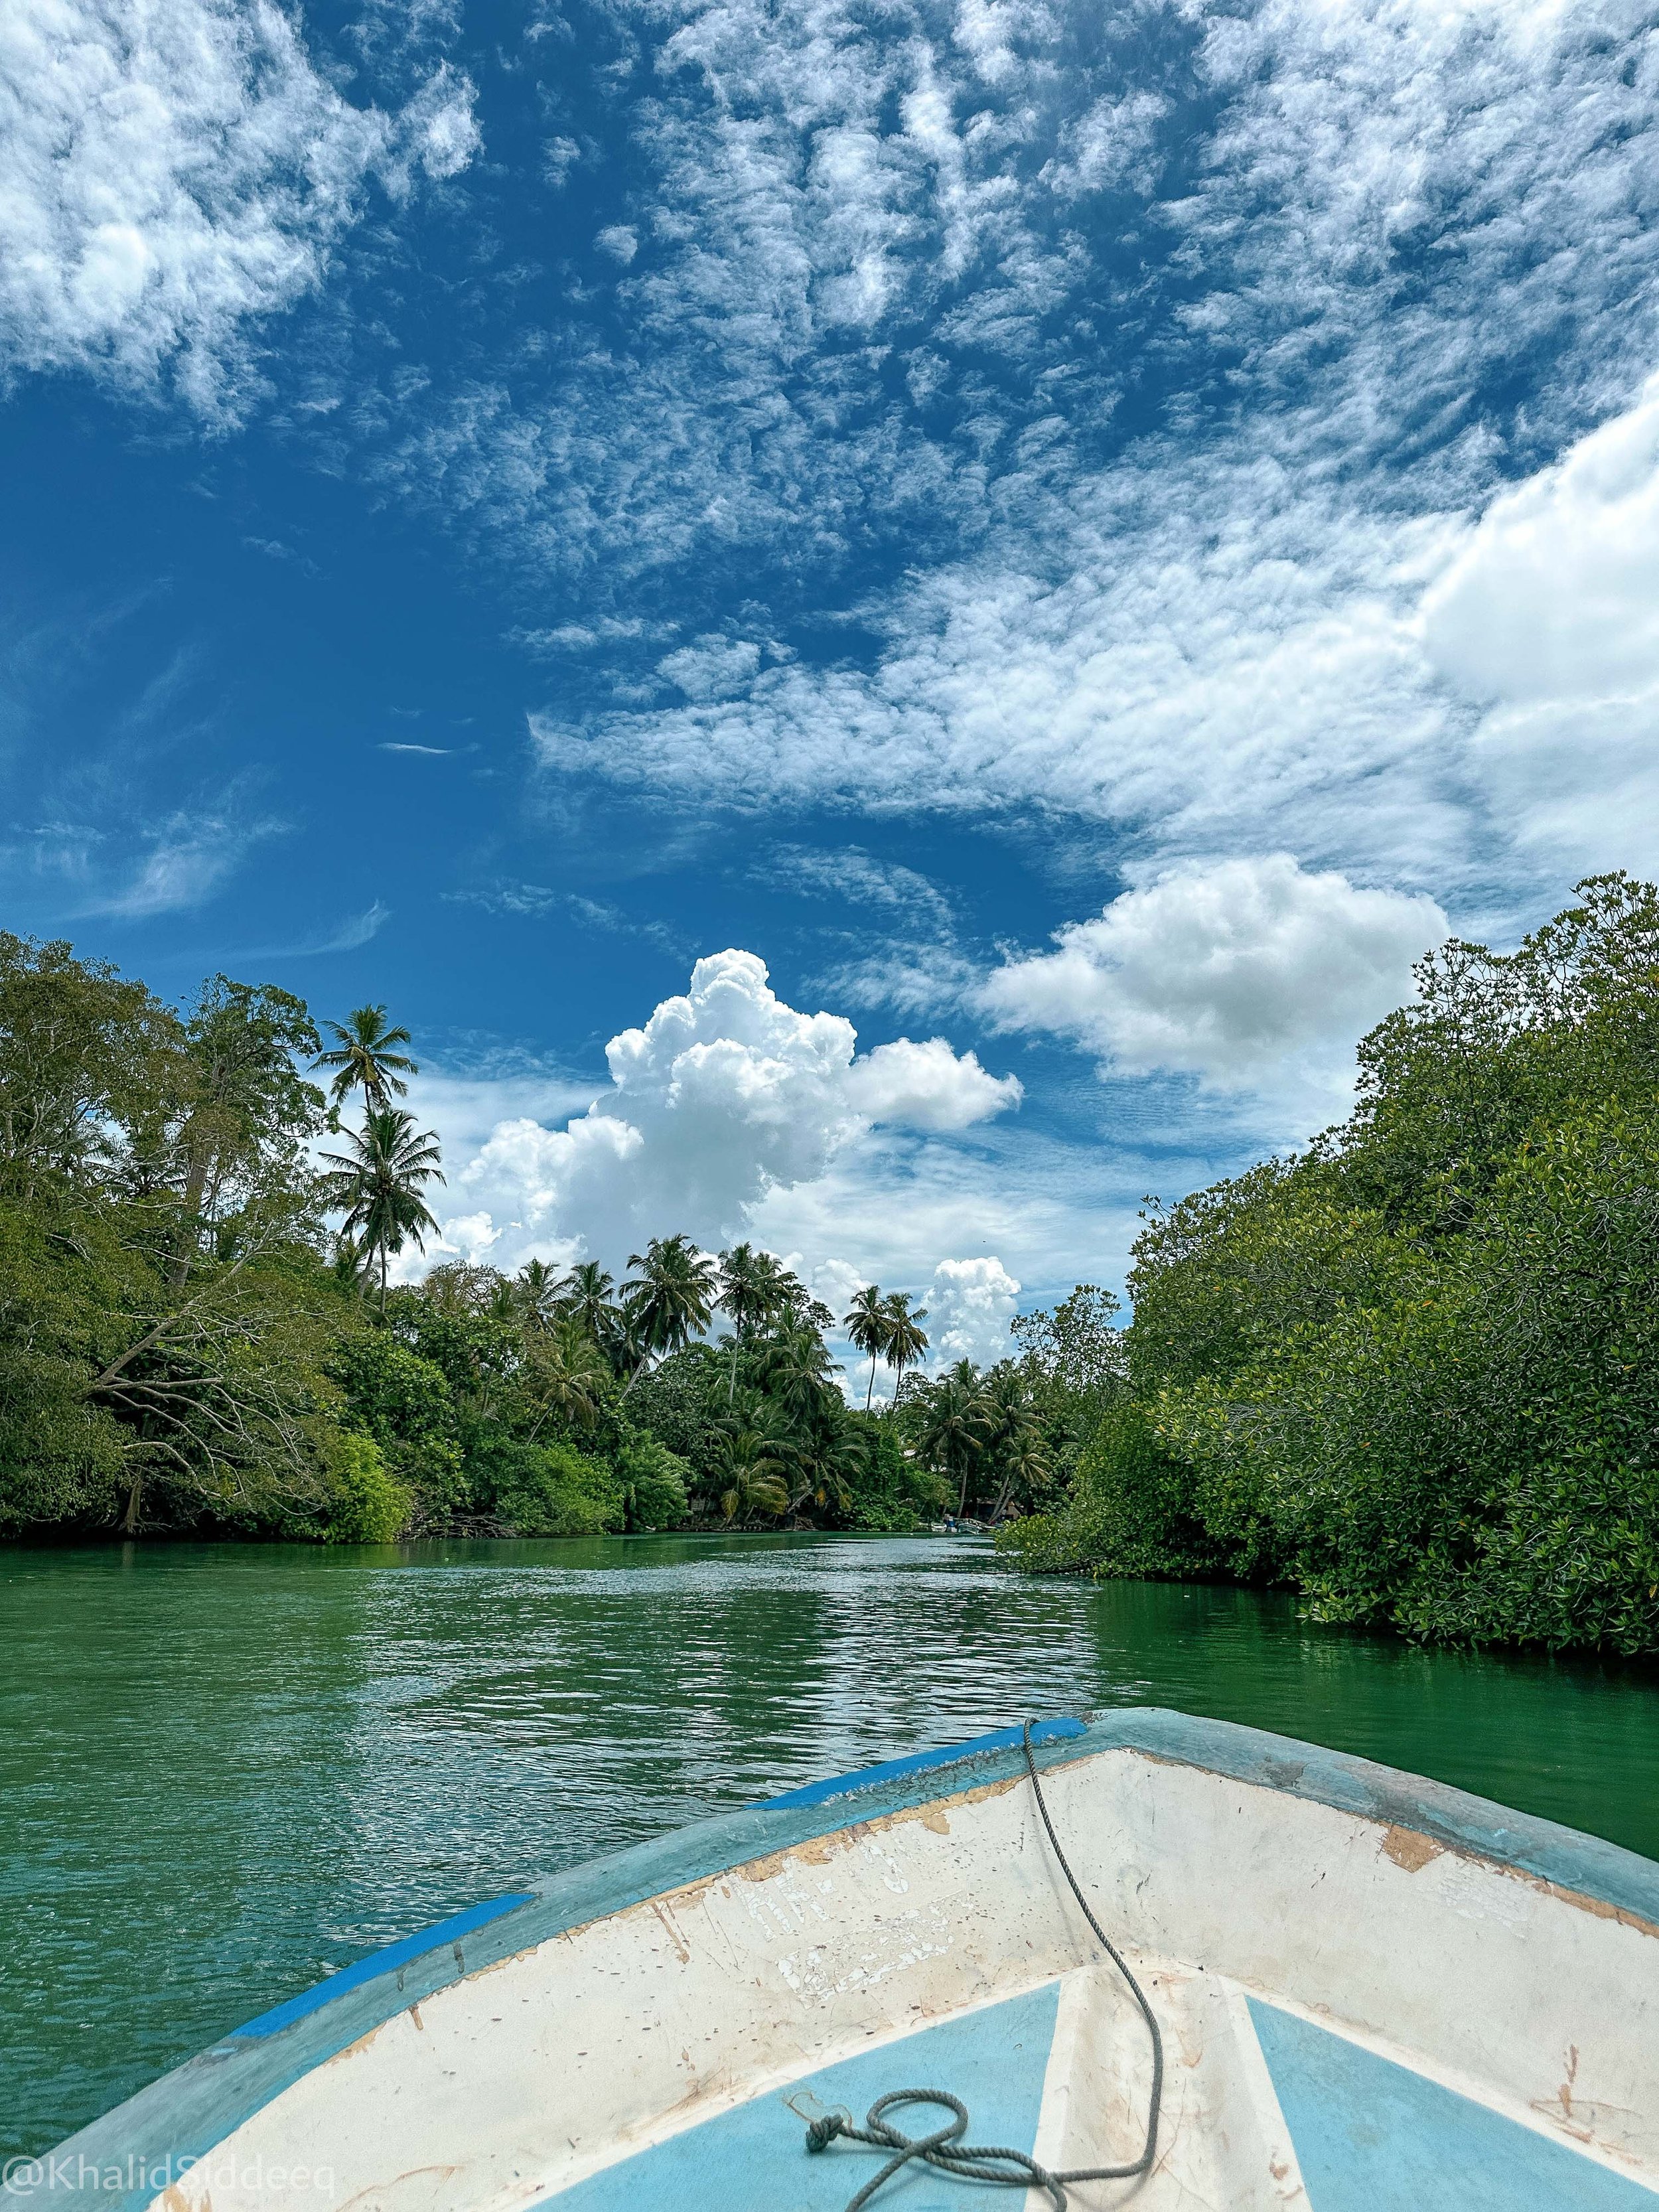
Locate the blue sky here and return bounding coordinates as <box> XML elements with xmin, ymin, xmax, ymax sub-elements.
<box><xmin>5</xmin><ymin>0</ymin><xmax>1659</xmax><ymax>1370</ymax></box>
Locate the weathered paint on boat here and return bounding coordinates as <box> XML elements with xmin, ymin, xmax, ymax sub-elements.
<box><xmin>20</xmin><ymin>1710</ymin><xmax>1659</xmax><ymax>2210</ymax></box>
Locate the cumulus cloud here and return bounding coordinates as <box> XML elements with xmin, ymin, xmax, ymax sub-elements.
<box><xmin>925</xmin><ymin>1256</ymin><xmax>1021</xmax><ymax>1371</ymax></box>
<box><xmin>844</xmin><ymin>1037</ymin><xmax>1021</xmax><ymax>1130</ymax></box>
<box><xmin>979</xmin><ymin>855</ymin><xmax>1447</xmax><ymax>1087</ymax></box>
<box><xmin>0</xmin><ymin>0</ymin><xmax>478</xmax><ymax>415</ymax></box>
<box><xmin>428</xmin><ymin>949</ymin><xmax>1019</xmax><ymax>1270</ymax></box>
<box><xmin>1420</xmin><ymin>376</ymin><xmax>1659</xmax><ymax>873</ymax></box>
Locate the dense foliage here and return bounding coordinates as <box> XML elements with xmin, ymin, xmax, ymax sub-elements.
<box><xmin>999</xmin><ymin>876</ymin><xmax>1659</xmax><ymax>1655</ymax></box>
<box><xmin>0</xmin><ymin>932</ymin><xmax>1072</xmax><ymax>1542</ymax></box>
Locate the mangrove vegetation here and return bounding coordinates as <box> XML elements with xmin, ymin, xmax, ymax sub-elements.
<box><xmin>3</xmin><ymin>872</ymin><xmax>1658</xmax><ymax>1654</ymax></box>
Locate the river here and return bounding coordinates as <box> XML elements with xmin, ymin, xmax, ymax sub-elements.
<box><xmin>4</xmin><ymin>1532</ymin><xmax>1656</xmax><ymax>2158</ymax></box>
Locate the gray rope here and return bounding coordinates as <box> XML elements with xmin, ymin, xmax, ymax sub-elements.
<box><xmin>801</xmin><ymin>1720</ymin><xmax>1163</xmax><ymax>2211</ymax></box>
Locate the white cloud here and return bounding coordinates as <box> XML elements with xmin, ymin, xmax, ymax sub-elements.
<box><xmin>843</xmin><ymin>1037</ymin><xmax>1021</xmax><ymax>1130</ymax></box>
<box><xmin>419</xmin><ymin>0</ymin><xmax>1659</xmax><ymax>911</ymax></box>
<box><xmin>0</xmin><ymin>0</ymin><xmax>478</xmax><ymax>415</ymax></box>
<box><xmin>1419</xmin><ymin>376</ymin><xmax>1659</xmax><ymax>873</ymax></box>
<box><xmin>397</xmin><ymin>62</ymin><xmax>482</xmax><ymax>184</ymax></box>
<box><xmin>595</xmin><ymin>224</ymin><xmax>638</xmax><ymax>264</ymax></box>
<box><xmin>979</xmin><ymin>855</ymin><xmax>1447</xmax><ymax>1087</ymax></box>
<box><xmin>925</xmin><ymin>1255</ymin><xmax>1021</xmax><ymax>1370</ymax></box>
<box><xmin>1423</xmin><ymin>376</ymin><xmax>1659</xmax><ymax>710</ymax></box>
<box><xmin>404</xmin><ymin>1067</ymin><xmax>601</xmax><ymax>1159</ymax></box>
<box><xmin>657</xmin><ymin>636</ymin><xmax>762</xmax><ymax>702</ymax></box>
<box><xmin>755</xmin><ymin>845</ymin><xmax>954</xmax><ymax>928</ymax></box>
<box><xmin>102</xmin><ymin>804</ymin><xmax>283</xmax><ymax>917</ymax></box>
<box><xmin>424</xmin><ymin>949</ymin><xmax>1020</xmax><ymax>1271</ymax></box>
<box><xmin>532</xmin><ymin>493</ymin><xmax>1464</xmax><ymax>880</ymax></box>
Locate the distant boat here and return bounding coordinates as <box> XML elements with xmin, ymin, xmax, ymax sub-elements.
<box><xmin>24</xmin><ymin>1712</ymin><xmax>1658</xmax><ymax>2210</ymax></box>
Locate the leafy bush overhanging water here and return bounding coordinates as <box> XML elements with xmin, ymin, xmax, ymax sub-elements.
<box><xmin>999</xmin><ymin>874</ymin><xmax>1659</xmax><ymax>1655</ymax></box>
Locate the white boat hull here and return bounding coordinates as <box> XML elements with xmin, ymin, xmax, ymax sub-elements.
<box><xmin>23</xmin><ymin>1712</ymin><xmax>1659</xmax><ymax>2210</ymax></box>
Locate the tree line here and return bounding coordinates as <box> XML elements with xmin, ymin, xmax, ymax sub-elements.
<box><xmin>0</xmin><ymin>931</ymin><xmax>1103</xmax><ymax>1542</ymax></box>
<box><xmin>999</xmin><ymin>875</ymin><xmax>1659</xmax><ymax>1656</ymax></box>
<box><xmin>10</xmin><ymin>875</ymin><xmax>1653</xmax><ymax>1651</ymax></box>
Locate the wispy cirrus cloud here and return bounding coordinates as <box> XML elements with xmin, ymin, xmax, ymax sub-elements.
<box><xmin>753</xmin><ymin>844</ymin><xmax>954</xmax><ymax>930</ymax></box>
<box><xmin>101</xmin><ymin>802</ymin><xmax>285</xmax><ymax>918</ymax></box>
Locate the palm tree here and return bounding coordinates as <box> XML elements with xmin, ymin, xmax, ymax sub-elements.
<box><xmin>990</xmin><ymin>1420</ymin><xmax>1052</xmax><ymax>1521</ymax></box>
<box><xmin>712</xmin><ymin>1426</ymin><xmax>792</xmax><ymax>1524</ymax></box>
<box><xmin>314</xmin><ymin>1005</ymin><xmax>419</xmax><ymax>1116</ymax></box>
<box><xmin>561</xmin><ymin>1261</ymin><xmax>620</xmax><ymax>1340</ymax></box>
<box><xmin>622</xmin><ymin>1234</ymin><xmax>717</xmax><ymax>1375</ymax></box>
<box><xmin>715</xmin><ymin>1243</ymin><xmax>785</xmax><ymax>1400</ymax></box>
<box><xmin>749</xmin><ymin>1321</ymin><xmax>837</xmax><ymax>1427</ymax></box>
<box><xmin>975</xmin><ymin>1364</ymin><xmax>1051</xmax><ymax>1518</ymax></box>
<box><xmin>791</xmin><ymin>1414</ymin><xmax>870</xmax><ymax>1516</ymax></box>
<box><xmin>523</xmin><ymin>1317</ymin><xmax>611</xmax><ymax>1436</ymax></box>
<box><xmin>514</xmin><ymin>1256</ymin><xmax>568</xmax><ymax>1333</ymax></box>
<box><xmin>918</xmin><ymin>1360</ymin><xmax>992</xmax><ymax>1518</ymax></box>
<box><xmin>330</xmin><ymin>1228</ymin><xmax>373</xmax><ymax>1297</ymax></box>
<box><xmin>883</xmin><ymin>1291</ymin><xmax>930</xmax><ymax>1399</ymax></box>
<box><xmin>321</xmin><ymin>1106</ymin><xmax>444</xmax><ymax>1313</ymax></box>
<box><xmin>843</xmin><ymin>1284</ymin><xmax>893</xmax><ymax>1409</ymax></box>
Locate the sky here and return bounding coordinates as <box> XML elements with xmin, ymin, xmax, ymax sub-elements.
<box><xmin>4</xmin><ymin>0</ymin><xmax>1659</xmax><ymax>1380</ymax></box>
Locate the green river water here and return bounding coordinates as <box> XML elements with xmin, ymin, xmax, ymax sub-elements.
<box><xmin>5</xmin><ymin>1532</ymin><xmax>1658</xmax><ymax>2159</ymax></box>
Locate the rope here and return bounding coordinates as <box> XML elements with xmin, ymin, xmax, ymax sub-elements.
<box><xmin>801</xmin><ymin>1720</ymin><xmax>1163</xmax><ymax>2211</ymax></box>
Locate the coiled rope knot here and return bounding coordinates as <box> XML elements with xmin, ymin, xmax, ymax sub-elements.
<box><xmin>798</xmin><ymin>1724</ymin><xmax>1163</xmax><ymax>2212</ymax></box>
<box><xmin>800</xmin><ymin>2090</ymin><xmax>1070</xmax><ymax>2212</ymax></box>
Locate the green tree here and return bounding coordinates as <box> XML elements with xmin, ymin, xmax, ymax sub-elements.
<box><xmin>314</xmin><ymin>1005</ymin><xmax>418</xmax><ymax>1116</ymax></box>
<box><xmin>615</xmin><ymin>1433</ymin><xmax>691</xmax><ymax>1530</ymax></box>
<box><xmin>843</xmin><ymin>1284</ymin><xmax>893</xmax><ymax>1409</ymax></box>
<box><xmin>561</xmin><ymin>1261</ymin><xmax>629</xmax><ymax>1370</ymax></box>
<box><xmin>882</xmin><ymin>1291</ymin><xmax>930</xmax><ymax>1394</ymax></box>
<box><xmin>515</xmin><ymin>1257</ymin><xmax>568</xmax><ymax>1331</ymax></box>
<box><xmin>321</xmin><ymin>1107</ymin><xmax>445</xmax><ymax>1314</ymax></box>
<box><xmin>915</xmin><ymin>1360</ymin><xmax>992</xmax><ymax>1517</ymax></box>
<box><xmin>0</xmin><ymin>933</ymin><xmax>179</xmax><ymax>1206</ymax></box>
<box><xmin>622</xmin><ymin>1234</ymin><xmax>716</xmax><ymax>1374</ymax></box>
<box><xmin>716</xmin><ymin>1242</ymin><xmax>786</xmax><ymax>1399</ymax></box>
<box><xmin>711</xmin><ymin>1426</ymin><xmax>792</xmax><ymax>1524</ymax></box>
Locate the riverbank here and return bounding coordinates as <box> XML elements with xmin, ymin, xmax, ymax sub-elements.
<box><xmin>5</xmin><ymin>1533</ymin><xmax>1656</xmax><ymax>2160</ymax></box>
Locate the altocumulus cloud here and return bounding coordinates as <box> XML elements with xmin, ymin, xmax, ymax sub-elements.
<box><xmin>0</xmin><ymin>0</ymin><xmax>477</xmax><ymax>416</ymax></box>
<box><xmin>511</xmin><ymin>0</ymin><xmax>1659</xmax><ymax>901</ymax></box>
<box><xmin>425</xmin><ymin>950</ymin><xmax>1021</xmax><ymax>1275</ymax></box>
<box><xmin>979</xmin><ymin>856</ymin><xmax>1447</xmax><ymax>1092</ymax></box>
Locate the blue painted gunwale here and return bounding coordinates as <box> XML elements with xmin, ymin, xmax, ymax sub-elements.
<box><xmin>23</xmin><ymin>1708</ymin><xmax>1659</xmax><ymax>2212</ymax></box>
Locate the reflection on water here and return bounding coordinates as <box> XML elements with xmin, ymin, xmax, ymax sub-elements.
<box><xmin>3</xmin><ymin>1533</ymin><xmax>1655</xmax><ymax>2156</ymax></box>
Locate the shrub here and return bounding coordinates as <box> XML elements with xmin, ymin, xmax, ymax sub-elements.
<box><xmin>997</xmin><ymin>1403</ymin><xmax>1225</xmax><ymax>1578</ymax></box>
<box><xmin>330</xmin><ymin>1333</ymin><xmax>466</xmax><ymax>1520</ymax></box>
<box><xmin>321</xmin><ymin>1432</ymin><xmax>411</xmax><ymax>1544</ymax></box>
<box><xmin>494</xmin><ymin>1439</ymin><xmax>626</xmax><ymax>1536</ymax></box>
<box><xmin>615</xmin><ymin>1434</ymin><xmax>690</xmax><ymax>1530</ymax></box>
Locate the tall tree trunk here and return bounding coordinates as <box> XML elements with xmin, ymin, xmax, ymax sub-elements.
<box><xmin>379</xmin><ymin>1240</ymin><xmax>388</xmax><ymax>1317</ymax></box>
<box><xmin>120</xmin><ymin>1473</ymin><xmax>143</xmax><ymax>1534</ymax></box>
<box><xmin>167</xmin><ymin>1128</ymin><xmax>213</xmax><ymax>1287</ymax></box>
<box><xmin>866</xmin><ymin>1353</ymin><xmax>877</xmax><ymax>1410</ymax></box>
